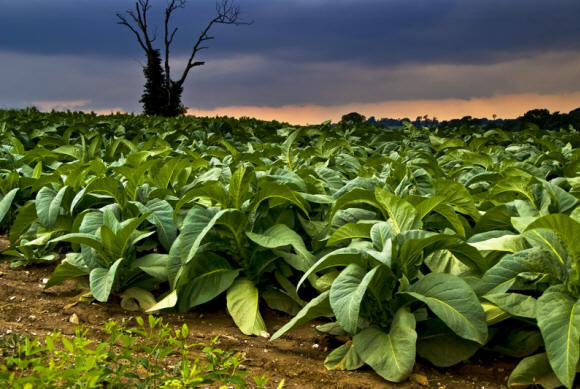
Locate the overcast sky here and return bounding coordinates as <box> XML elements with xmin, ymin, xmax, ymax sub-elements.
<box><xmin>1</xmin><ymin>0</ymin><xmax>580</xmax><ymax>123</ymax></box>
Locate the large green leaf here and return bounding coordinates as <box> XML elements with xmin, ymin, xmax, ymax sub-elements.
<box><xmin>537</xmin><ymin>285</ymin><xmax>580</xmax><ymax>388</ymax></box>
<box><xmin>433</xmin><ymin>179</ymin><xmax>480</xmax><ymax>221</ymax></box>
<box><xmin>45</xmin><ymin>258</ymin><xmax>89</xmax><ymax>289</ymax></box>
<box><xmin>177</xmin><ymin>207</ymin><xmax>228</xmax><ymax>268</ymax></box>
<box><xmin>135</xmin><ymin>198</ymin><xmax>177</xmax><ymax>251</ymax></box>
<box><xmin>396</xmin><ymin>231</ymin><xmax>487</xmax><ymax>275</ymax></box>
<box><xmin>526</xmin><ymin>214</ymin><xmax>580</xmax><ymax>267</ymax></box>
<box><xmin>100</xmin><ymin>213</ymin><xmax>150</xmax><ymax>260</ymax></box>
<box><xmin>329</xmin><ymin>264</ymin><xmax>378</xmax><ymax>334</ymax></box>
<box><xmin>178</xmin><ymin>253</ymin><xmax>239</xmax><ymax>311</ymax></box>
<box><xmin>297</xmin><ymin>247</ymin><xmax>367</xmax><ymax>291</ymax></box>
<box><xmin>131</xmin><ymin>253</ymin><xmax>169</xmax><ymax>281</ymax></box>
<box><xmin>175</xmin><ymin>182</ymin><xmax>228</xmax><ymax>213</ymax></box>
<box><xmin>0</xmin><ymin>188</ymin><xmax>18</xmax><ymax>225</ymax></box>
<box><xmin>226</xmin><ymin>279</ymin><xmax>267</xmax><ymax>336</ymax></box>
<box><xmin>228</xmin><ymin>165</ymin><xmax>254</xmax><ymax>209</ymax></box>
<box><xmin>370</xmin><ymin>221</ymin><xmax>395</xmax><ymax>250</ymax></box>
<box><xmin>146</xmin><ymin>290</ymin><xmax>178</xmax><ymax>312</ymax></box>
<box><xmin>327</xmin><ymin>222</ymin><xmax>373</xmax><ymax>247</ymax></box>
<box><xmin>251</xmin><ymin>182</ymin><xmax>309</xmax><ymax>217</ymax></box>
<box><xmin>484</xmin><ymin>293</ymin><xmax>537</xmax><ymax>319</ymax></box>
<box><xmin>403</xmin><ymin>273</ymin><xmax>487</xmax><ymax>344</ymax></box>
<box><xmin>84</xmin><ymin>177</ymin><xmax>126</xmax><ymax>208</ymax></box>
<box><xmin>508</xmin><ymin>353</ymin><xmax>566</xmax><ymax>389</ymax></box>
<box><xmin>36</xmin><ymin>186</ymin><xmax>68</xmax><ymax>229</ymax></box>
<box><xmin>352</xmin><ymin>307</ymin><xmax>417</xmax><ymax>382</ymax></box>
<box><xmin>374</xmin><ymin>187</ymin><xmax>421</xmax><ymax>233</ymax></box>
<box><xmin>246</xmin><ymin>224</ymin><xmax>315</xmax><ymax>263</ymax></box>
<box><xmin>324</xmin><ymin>343</ymin><xmax>364</xmax><ymax>371</ymax></box>
<box><xmin>270</xmin><ymin>291</ymin><xmax>331</xmax><ymax>341</ymax></box>
<box><xmin>9</xmin><ymin>202</ymin><xmax>37</xmax><ymax>243</ymax></box>
<box><xmin>329</xmin><ymin>188</ymin><xmax>384</xmax><ymax>224</ymax></box>
<box><xmin>468</xmin><ymin>233</ymin><xmax>529</xmax><ymax>253</ymax></box>
<box><xmin>475</xmin><ymin>247</ymin><xmax>557</xmax><ymax>296</ymax></box>
<box><xmin>89</xmin><ymin>257</ymin><xmax>124</xmax><ymax>302</ymax></box>
<box><xmin>491</xmin><ymin>174</ymin><xmax>537</xmax><ymax>209</ymax></box>
<box><xmin>51</xmin><ymin>232</ymin><xmax>103</xmax><ymax>252</ymax></box>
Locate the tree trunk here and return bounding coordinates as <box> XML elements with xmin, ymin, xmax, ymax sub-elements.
<box><xmin>140</xmin><ymin>50</ymin><xmax>167</xmax><ymax>116</ymax></box>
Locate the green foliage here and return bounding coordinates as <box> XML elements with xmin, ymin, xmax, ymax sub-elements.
<box><xmin>3</xmin><ymin>108</ymin><xmax>580</xmax><ymax>386</ymax></box>
<box><xmin>0</xmin><ymin>315</ymin><xmax>273</xmax><ymax>388</ymax></box>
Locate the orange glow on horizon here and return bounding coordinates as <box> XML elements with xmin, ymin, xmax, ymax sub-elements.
<box><xmin>186</xmin><ymin>92</ymin><xmax>580</xmax><ymax>125</ymax></box>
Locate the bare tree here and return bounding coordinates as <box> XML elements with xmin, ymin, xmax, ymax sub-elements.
<box><xmin>117</xmin><ymin>0</ymin><xmax>250</xmax><ymax>117</ymax></box>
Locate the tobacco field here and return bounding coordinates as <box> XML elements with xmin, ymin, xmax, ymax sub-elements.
<box><xmin>1</xmin><ymin>108</ymin><xmax>580</xmax><ymax>388</ymax></box>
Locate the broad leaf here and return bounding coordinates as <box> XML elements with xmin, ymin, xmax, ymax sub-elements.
<box><xmin>537</xmin><ymin>285</ymin><xmax>580</xmax><ymax>388</ymax></box>
<box><xmin>247</xmin><ymin>224</ymin><xmax>315</xmax><ymax>263</ymax></box>
<box><xmin>484</xmin><ymin>293</ymin><xmax>537</xmax><ymax>319</ymax></box>
<box><xmin>226</xmin><ymin>279</ymin><xmax>267</xmax><ymax>336</ymax></box>
<box><xmin>353</xmin><ymin>307</ymin><xmax>417</xmax><ymax>382</ymax></box>
<box><xmin>89</xmin><ymin>257</ymin><xmax>124</xmax><ymax>302</ymax></box>
<box><xmin>329</xmin><ymin>264</ymin><xmax>378</xmax><ymax>334</ymax></box>
<box><xmin>403</xmin><ymin>273</ymin><xmax>487</xmax><ymax>344</ymax></box>
<box><xmin>136</xmin><ymin>199</ymin><xmax>177</xmax><ymax>251</ymax></box>
<box><xmin>374</xmin><ymin>187</ymin><xmax>421</xmax><ymax>233</ymax></box>
<box><xmin>327</xmin><ymin>222</ymin><xmax>372</xmax><ymax>247</ymax></box>
<box><xmin>178</xmin><ymin>254</ymin><xmax>239</xmax><ymax>311</ymax></box>
<box><xmin>324</xmin><ymin>343</ymin><xmax>364</xmax><ymax>371</ymax></box>
<box><xmin>271</xmin><ymin>291</ymin><xmax>332</xmax><ymax>341</ymax></box>
<box><xmin>475</xmin><ymin>247</ymin><xmax>557</xmax><ymax>296</ymax></box>
<box><xmin>0</xmin><ymin>188</ymin><xmax>18</xmax><ymax>225</ymax></box>
<box><xmin>36</xmin><ymin>186</ymin><xmax>68</xmax><ymax>229</ymax></box>
<box><xmin>508</xmin><ymin>353</ymin><xmax>566</xmax><ymax>389</ymax></box>
<box><xmin>45</xmin><ymin>259</ymin><xmax>89</xmax><ymax>289</ymax></box>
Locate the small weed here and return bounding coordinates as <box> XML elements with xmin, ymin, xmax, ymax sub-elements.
<box><xmin>0</xmin><ymin>315</ymin><xmax>283</xmax><ymax>388</ymax></box>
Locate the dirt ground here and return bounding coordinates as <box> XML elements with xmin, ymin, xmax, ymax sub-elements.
<box><xmin>0</xmin><ymin>255</ymin><xmax>514</xmax><ymax>389</ymax></box>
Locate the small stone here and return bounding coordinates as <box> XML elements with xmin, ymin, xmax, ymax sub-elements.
<box><xmin>41</xmin><ymin>278</ymin><xmax>48</xmax><ymax>284</ymax></box>
<box><xmin>28</xmin><ymin>315</ymin><xmax>37</xmax><ymax>320</ymax></box>
<box><xmin>259</xmin><ymin>330</ymin><xmax>270</xmax><ymax>338</ymax></box>
<box><xmin>410</xmin><ymin>373</ymin><xmax>429</xmax><ymax>386</ymax></box>
<box><xmin>312</xmin><ymin>343</ymin><xmax>319</xmax><ymax>349</ymax></box>
<box><xmin>69</xmin><ymin>313</ymin><xmax>80</xmax><ymax>324</ymax></box>
<box><xmin>9</xmin><ymin>296</ymin><xmax>15</xmax><ymax>301</ymax></box>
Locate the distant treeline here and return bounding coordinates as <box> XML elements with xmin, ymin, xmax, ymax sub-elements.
<box><xmin>363</xmin><ymin>107</ymin><xmax>580</xmax><ymax>131</ymax></box>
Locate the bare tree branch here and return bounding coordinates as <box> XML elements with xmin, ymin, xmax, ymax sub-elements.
<box><xmin>116</xmin><ymin>13</ymin><xmax>148</xmax><ymax>52</ymax></box>
<box><xmin>177</xmin><ymin>0</ymin><xmax>252</xmax><ymax>86</ymax></box>
<box><xmin>116</xmin><ymin>0</ymin><xmax>155</xmax><ymax>53</ymax></box>
<box><xmin>164</xmin><ymin>0</ymin><xmax>186</xmax><ymax>83</ymax></box>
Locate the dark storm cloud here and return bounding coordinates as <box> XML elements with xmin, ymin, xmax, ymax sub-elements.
<box><xmin>1</xmin><ymin>0</ymin><xmax>580</xmax><ymax>112</ymax></box>
<box><xmin>1</xmin><ymin>0</ymin><xmax>580</xmax><ymax>66</ymax></box>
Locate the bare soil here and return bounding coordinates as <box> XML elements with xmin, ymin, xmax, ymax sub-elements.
<box><xmin>0</xmin><ymin>254</ymin><xmax>513</xmax><ymax>389</ymax></box>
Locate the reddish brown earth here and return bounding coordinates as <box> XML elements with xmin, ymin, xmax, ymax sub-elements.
<box><xmin>0</xmin><ymin>252</ymin><xmax>514</xmax><ymax>388</ymax></box>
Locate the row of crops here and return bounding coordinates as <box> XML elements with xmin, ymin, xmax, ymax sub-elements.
<box><xmin>1</xmin><ymin>108</ymin><xmax>580</xmax><ymax>388</ymax></box>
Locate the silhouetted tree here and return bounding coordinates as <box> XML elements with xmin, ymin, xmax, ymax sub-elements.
<box><xmin>117</xmin><ymin>0</ymin><xmax>250</xmax><ymax>117</ymax></box>
<box><xmin>341</xmin><ymin>112</ymin><xmax>366</xmax><ymax>124</ymax></box>
<box><xmin>140</xmin><ymin>50</ymin><xmax>167</xmax><ymax>115</ymax></box>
